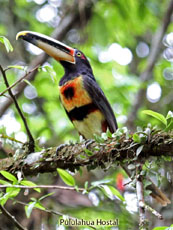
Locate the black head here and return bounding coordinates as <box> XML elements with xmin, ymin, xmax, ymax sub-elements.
<box><xmin>16</xmin><ymin>31</ymin><xmax>94</xmax><ymax>84</ymax></box>
<box><xmin>60</xmin><ymin>48</ymin><xmax>93</xmax><ymax>76</ymax></box>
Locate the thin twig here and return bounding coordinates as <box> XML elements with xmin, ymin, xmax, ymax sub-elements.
<box><xmin>0</xmin><ymin>65</ymin><xmax>40</xmax><ymax>97</ymax></box>
<box><xmin>0</xmin><ymin>134</ymin><xmax>24</xmax><ymax>144</ymax></box>
<box><xmin>0</xmin><ymin>65</ymin><xmax>35</xmax><ymax>153</ymax></box>
<box><xmin>15</xmin><ymin>200</ymin><xmax>96</xmax><ymax>230</ymax></box>
<box><xmin>0</xmin><ymin>184</ymin><xmax>85</xmax><ymax>191</ymax></box>
<box><xmin>136</xmin><ymin>180</ymin><xmax>149</xmax><ymax>230</ymax></box>
<box><xmin>0</xmin><ymin>205</ymin><xmax>28</xmax><ymax>230</ymax></box>
<box><xmin>136</xmin><ymin>166</ymin><xmax>149</xmax><ymax>230</ymax></box>
<box><xmin>122</xmin><ymin>165</ymin><xmax>166</xmax><ymax>220</ymax></box>
<box><xmin>143</xmin><ymin>203</ymin><xmax>163</xmax><ymax>220</ymax></box>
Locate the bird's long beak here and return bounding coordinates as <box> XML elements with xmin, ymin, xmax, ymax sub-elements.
<box><xmin>16</xmin><ymin>31</ymin><xmax>75</xmax><ymax>64</ymax></box>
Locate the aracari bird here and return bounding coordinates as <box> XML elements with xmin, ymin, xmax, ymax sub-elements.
<box><xmin>16</xmin><ymin>31</ymin><xmax>170</xmax><ymax>206</ymax></box>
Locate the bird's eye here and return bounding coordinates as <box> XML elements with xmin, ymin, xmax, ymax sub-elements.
<box><xmin>76</xmin><ymin>51</ymin><xmax>81</xmax><ymax>57</ymax></box>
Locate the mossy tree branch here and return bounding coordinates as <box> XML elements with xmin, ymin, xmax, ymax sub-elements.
<box><xmin>0</xmin><ymin>131</ymin><xmax>172</xmax><ymax>176</ymax></box>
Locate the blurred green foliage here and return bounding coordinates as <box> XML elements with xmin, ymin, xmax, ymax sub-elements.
<box><xmin>0</xmin><ymin>0</ymin><xmax>172</xmax><ymax>229</ymax></box>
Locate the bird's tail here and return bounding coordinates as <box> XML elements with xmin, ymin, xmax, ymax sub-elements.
<box><xmin>147</xmin><ymin>179</ymin><xmax>171</xmax><ymax>206</ymax></box>
<box><xmin>121</xmin><ymin>164</ymin><xmax>171</xmax><ymax>206</ymax></box>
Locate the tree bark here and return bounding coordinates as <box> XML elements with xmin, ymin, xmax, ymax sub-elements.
<box><xmin>0</xmin><ymin>131</ymin><xmax>172</xmax><ymax>176</ymax></box>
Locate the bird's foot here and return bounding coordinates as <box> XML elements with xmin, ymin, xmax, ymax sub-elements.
<box><xmin>85</xmin><ymin>139</ymin><xmax>94</xmax><ymax>149</ymax></box>
<box><xmin>56</xmin><ymin>143</ymin><xmax>68</xmax><ymax>155</ymax></box>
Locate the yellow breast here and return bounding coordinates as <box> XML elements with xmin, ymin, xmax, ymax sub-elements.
<box><xmin>72</xmin><ymin>110</ymin><xmax>105</xmax><ymax>139</ymax></box>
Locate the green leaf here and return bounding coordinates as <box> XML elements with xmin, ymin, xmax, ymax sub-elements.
<box><xmin>25</xmin><ymin>201</ymin><xmax>36</xmax><ymax>218</ymax></box>
<box><xmin>20</xmin><ymin>180</ymin><xmax>41</xmax><ymax>193</ymax></box>
<box><xmin>166</xmin><ymin>225</ymin><xmax>173</xmax><ymax>230</ymax></box>
<box><xmin>91</xmin><ymin>179</ymin><xmax>112</xmax><ymax>187</ymax></box>
<box><xmin>152</xmin><ymin>227</ymin><xmax>172</xmax><ymax>230</ymax></box>
<box><xmin>75</xmin><ymin>185</ymin><xmax>79</xmax><ymax>192</ymax></box>
<box><xmin>8</xmin><ymin>65</ymin><xmax>26</xmax><ymax>70</ymax></box>
<box><xmin>30</xmin><ymin>197</ymin><xmax>37</xmax><ymax>202</ymax></box>
<box><xmin>136</xmin><ymin>145</ymin><xmax>144</xmax><ymax>156</ymax></box>
<box><xmin>0</xmin><ymin>189</ymin><xmax>20</xmax><ymax>206</ymax></box>
<box><xmin>0</xmin><ymin>171</ymin><xmax>17</xmax><ymax>183</ymax></box>
<box><xmin>34</xmin><ymin>202</ymin><xmax>45</xmax><ymax>210</ymax></box>
<box><xmin>106</xmin><ymin>129</ymin><xmax>113</xmax><ymax>138</ymax></box>
<box><xmin>99</xmin><ymin>185</ymin><xmax>114</xmax><ymax>200</ymax></box>
<box><xmin>84</xmin><ymin>149</ymin><xmax>93</xmax><ymax>156</ymax></box>
<box><xmin>0</xmin><ymin>179</ymin><xmax>11</xmax><ymax>185</ymax></box>
<box><xmin>132</xmin><ymin>133</ymin><xmax>141</xmax><ymax>143</ymax></box>
<box><xmin>57</xmin><ymin>168</ymin><xmax>75</xmax><ymax>186</ymax></box>
<box><xmin>144</xmin><ymin>180</ymin><xmax>152</xmax><ymax>188</ymax></box>
<box><xmin>101</xmin><ymin>132</ymin><xmax>108</xmax><ymax>140</ymax></box>
<box><xmin>0</xmin><ymin>36</ymin><xmax>13</xmax><ymax>52</ymax></box>
<box><xmin>39</xmin><ymin>192</ymin><xmax>54</xmax><ymax>201</ymax></box>
<box><xmin>165</xmin><ymin>111</ymin><xmax>173</xmax><ymax>131</ymax></box>
<box><xmin>41</xmin><ymin>65</ymin><xmax>57</xmax><ymax>83</ymax></box>
<box><xmin>93</xmin><ymin>134</ymin><xmax>104</xmax><ymax>143</ymax></box>
<box><xmin>25</xmin><ymin>200</ymin><xmax>46</xmax><ymax>215</ymax></box>
<box><xmin>142</xmin><ymin>110</ymin><xmax>167</xmax><ymax>126</ymax></box>
<box><xmin>84</xmin><ymin>181</ymin><xmax>88</xmax><ymax>190</ymax></box>
<box><xmin>6</xmin><ymin>188</ymin><xmax>20</xmax><ymax>198</ymax></box>
<box><xmin>99</xmin><ymin>185</ymin><xmax>125</xmax><ymax>201</ymax></box>
<box><xmin>165</xmin><ymin>120</ymin><xmax>173</xmax><ymax>132</ymax></box>
<box><xmin>166</xmin><ymin>111</ymin><xmax>173</xmax><ymax>120</ymax></box>
<box><xmin>23</xmin><ymin>79</ymin><xmax>33</xmax><ymax>87</ymax></box>
<box><xmin>0</xmin><ymin>194</ymin><xmax>9</xmax><ymax>206</ymax></box>
<box><xmin>128</xmin><ymin>164</ymin><xmax>135</xmax><ymax>170</ymax></box>
<box><xmin>108</xmin><ymin>185</ymin><xmax>125</xmax><ymax>202</ymax></box>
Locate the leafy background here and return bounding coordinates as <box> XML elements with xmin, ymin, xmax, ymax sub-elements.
<box><xmin>0</xmin><ymin>0</ymin><xmax>173</xmax><ymax>229</ymax></box>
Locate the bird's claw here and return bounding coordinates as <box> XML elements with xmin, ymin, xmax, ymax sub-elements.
<box><xmin>85</xmin><ymin>139</ymin><xmax>94</xmax><ymax>149</ymax></box>
<box><xmin>56</xmin><ymin>143</ymin><xmax>68</xmax><ymax>155</ymax></box>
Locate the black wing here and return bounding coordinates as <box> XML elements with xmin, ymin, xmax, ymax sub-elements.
<box><xmin>83</xmin><ymin>76</ymin><xmax>118</xmax><ymax>133</ymax></box>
